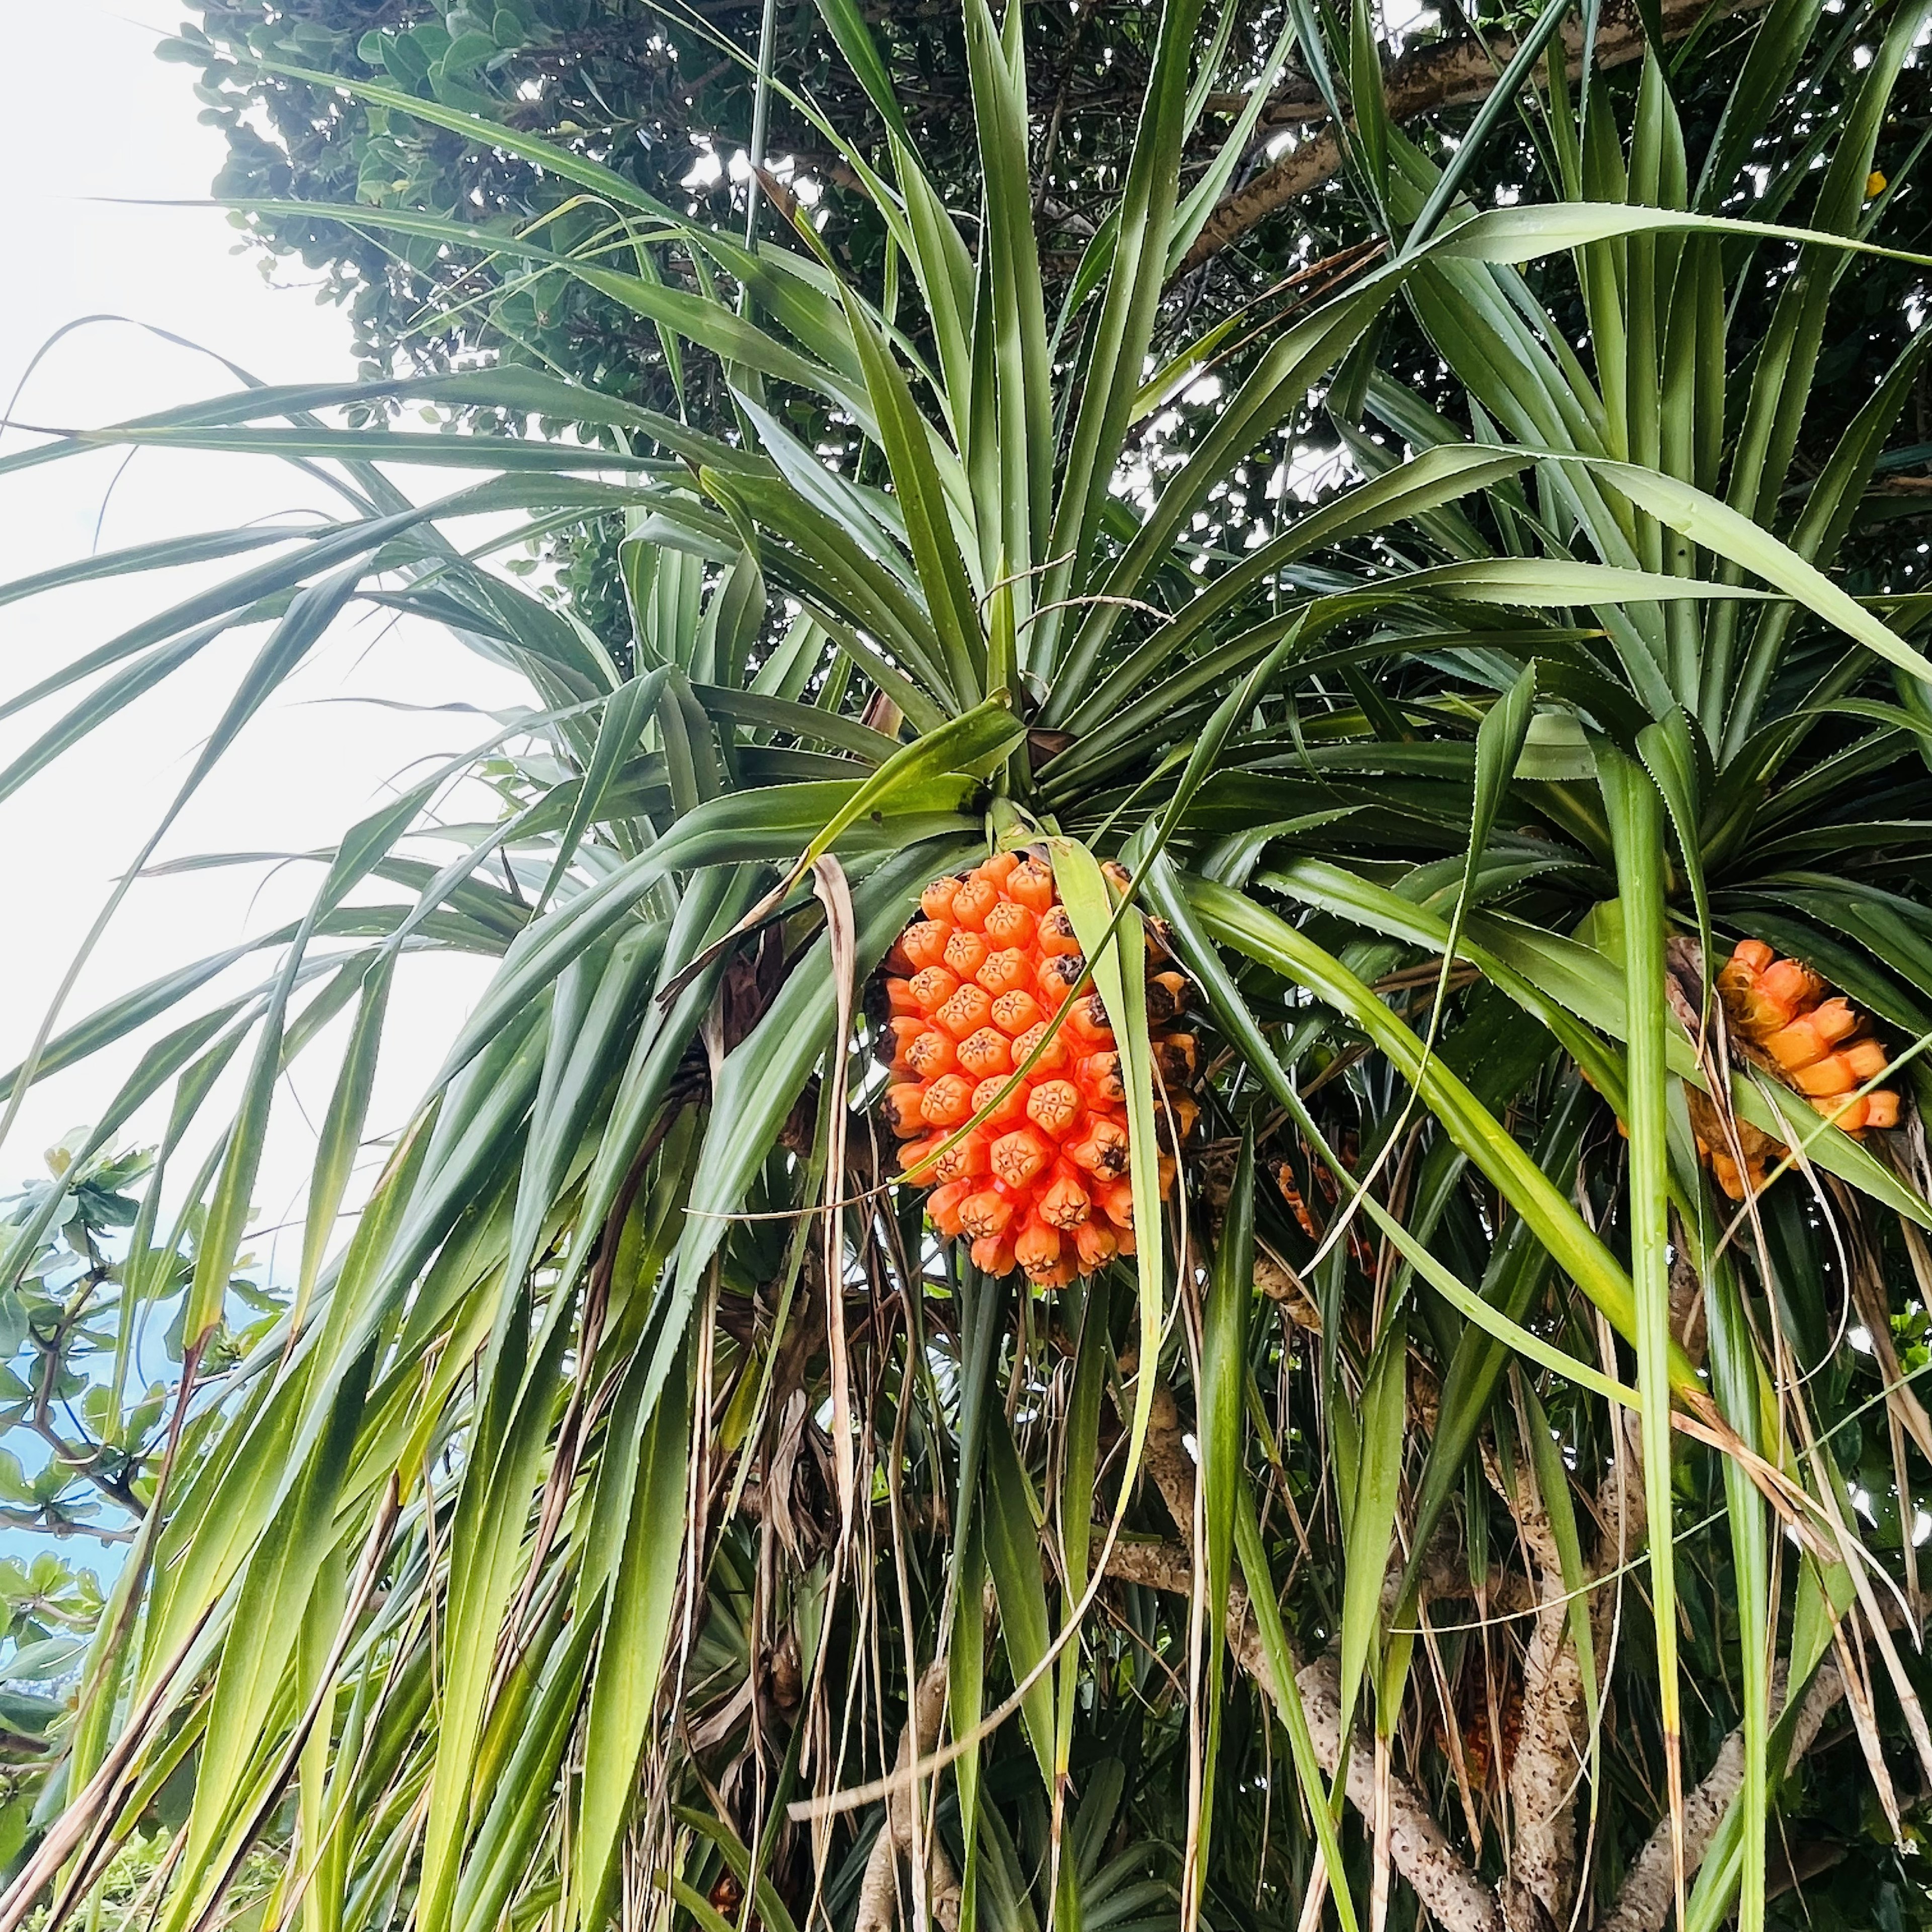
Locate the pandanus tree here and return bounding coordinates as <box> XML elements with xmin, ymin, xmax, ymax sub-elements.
<box><xmin>5</xmin><ymin>0</ymin><xmax>1932</xmax><ymax>1929</ymax></box>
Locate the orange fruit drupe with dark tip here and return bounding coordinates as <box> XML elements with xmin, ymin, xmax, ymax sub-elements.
<box><xmin>878</xmin><ymin>854</ymin><xmax>1194</xmax><ymax>1286</ymax></box>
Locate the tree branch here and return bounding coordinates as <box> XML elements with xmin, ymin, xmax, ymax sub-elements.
<box><xmin>1295</xmin><ymin>1653</ymin><xmax>1507</xmax><ymax>1932</ymax></box>
<box><xmin>0</xmin><ymin>1509</ymin><xmax>134</xmax><ymax>1546</ymax></box>
<box><xmin>1598</xmin><ymin>1658</ymin><xmax>1845</xmax><ymax>1932</ymax></box>
<box><xmin>853</xmin><ymin>1660</ymin><xmax>961</xmax><ymax>1932</ymax></box>
<box><xmin>1175</xmin><ymin>0</ymin><xmax>1768</xmax><ymax>274</ymax></box>
<box><xmin>1105</xmin><ymin>1369</ymin><xmax>1505</xmax><ymax>1932</ymax></box>
<box><xmin>1495</xmin><ymin>1435</ymin><xmax>1588</xmax><ymax>1932</ymax></box>
<box><xmin>1099</xmin><ymin>1535</ymin><xmax>1503</xmax><ymax>1931</ymax></box>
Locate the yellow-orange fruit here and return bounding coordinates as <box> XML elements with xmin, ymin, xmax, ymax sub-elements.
<box><xmin>1013</xmin><ymin>1022</ymin><xmax>1068</xmax><ymax>1075</ymax></box>
<box><xmin>929</xmin><ymin>1180</ymin><xmax>973</xmax><ymax>1237</ymax></box>
<box><xmin>985</xmin><ymin>901</ymin><xmax>1036</xmax><ymax>949</ymax></box>
<box><xmin>881</xmin><ymin>1084</ymin><xmax>926</xmax><ymax>1135</ymax></box>
<box><xmin>929</xmin><ymin>1135</ymin><xmax>985</xmax><ymax>1184</ymax></box>
<box><xmin>1680</xmin><ymin>1086</ymin><xmax>1787</xmax><ymax>1203</ymax></box>
<box><xmin>1154</xmin><ymin>1035</ymin><xmax>1198</xmax><ymax>1087</ymax></box>
<box><xmin>1760</xmin><ymin>1002</ymin><xmax>1857</xmax><ymax>1071</ymax></box>
<box><xmin>1015</xmin><ymin>1217</ymin><xmax>1062</xmax><ymax>1278</ymax></box>
<box><xmin>959</xmin><ymin>1189</ymin><xmax>1014</xmax><ymax>1240</ymax></box>
<box><xmin>992</xmin><ymin>1128</ymin><xmax>1052</xmax><ymax>1189</ymax></box>
<box><xmin>1007</xmin><ymin>861</ymin><xmax>1055</xmax><ymax>912</ymax></box>
<box><xmin>991</xmin><ymin>990</ymin><xmax>1045</xmax><ymax>1036</ymax></box>
<box><xmin>1081</xmin><ymin>1051</ymin><xmax>1126</xmax><ymax>1104</ymax></box>
<box><xmin>1739</xmin><ymin>958</ymin><xmax>1823</xmax><ymax>1033</ymax></box>
<box><xmin>900</xmin><ymin>922</ymin><xmax>950</xmax><ymax>971</ymax></box>
<box><xmin>1073</xmin><ymin>1219</ymin><xmax>1118</xmax><ymax>1271</ymax></box>
<box><xmin>1036</xmin><ymin>955</ymin><xmax>1085</xmax><ymax>1009</ymax></box>
<box><xmin>934</xmin><ymin>984</ymin><xmax>994</xmax><ymax>1041</ymax></box>
<box><xmin>950</xmin><ymin>876</ymin><xmax>999</xmax><ymax>931</ymax></box>
<box><xmin>884</xmin><ymin>1017</ymin><xmax>927</xmax><ymax>1064</ymax></box>
<box><xmin>1026</xmin><ymin>1080</ymin><xmax>1084</xmax><ymax>1139</ymax></box>
<box><xmin>979</xmin><ymin>949</ymin><xmax>1033</xmax><ymax>998</ymax></box>
<box><xmin>1146</xmin><ymin>972</ymin><xmax>1189</xmax><ymax>1026</ymax></box>
<box><xmin>1067</xmin><ymin>994</ymin><xmax>1112</xmax><ymax>1044</ymax></box>
<box><xmin>1696</xmin><ymin>940</ymin><xmax>1902</xmax><ymax>1200</ymax></box>
<box><xmin>907</xmin><ymin>965</ymin><xmax>957</xmax><ymax>1010</ymax></box>
<box><xmin>1069</xmin><ymin>1117</ymin><xmax>1130</xmax><ymax>1179</ymax></box>
<box><xmin>971</xmin><ymin>1233</ymin><xmax>1017</xmax><ymax>1276</ymax></box>
<box><xmin>1037</xmin><ymin>907</ymin><xmax>1081</xmax><ymax>956</ymax></box>
<box><xmin>1039</xmin><ymin>1172</ymin><xmax>1092</xmax><ymax>1228</ymax></box>
<box><xmin>883</xmin><ymin>854</ymin><xmax>1193</xmax><ymax>1285</ymax></box>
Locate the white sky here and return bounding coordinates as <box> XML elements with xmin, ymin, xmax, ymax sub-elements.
<box><xmin>0</xmin><ymin>3</ymin><xmax>533</xmax><ymax>1281</ymax></box>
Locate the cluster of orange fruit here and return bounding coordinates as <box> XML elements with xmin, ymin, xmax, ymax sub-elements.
<box><xmin>875</xmin><ymin>853</ymin><xmax>1195</xmax><ymax>1287</ymax></box>
<box><xmin>1274</xmin><ymin>1134</ymin><xmax>1377</xmax><ymax>1272</ymax></box>
<box><xmin>1432</xmin><ymin>1667</ymin><xmax>1524</xmax><ymax>1798</ymax></box>
<box><xmin>1698</xmin><ymin>940</ymin><xmax>1901</xmax><ymax>1198</ymax></box>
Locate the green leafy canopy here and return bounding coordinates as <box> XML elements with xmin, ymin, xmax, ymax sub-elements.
<box><xmin>5</xmin><ymin>2</ymin><xmax>1932</xmax><ymax>1929</ymax></box>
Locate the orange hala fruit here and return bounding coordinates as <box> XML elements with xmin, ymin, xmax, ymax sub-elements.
<box><xmin>877</xmin><ymin>854</ymin><xmax>1192</xmax><ymax>1287</ymax></box>
<box><xmin>1273</xmin><ymin>1141</ymin><xmax>1377</xmax><ymax>1274</ymax></box>
<box><xmin>1698</xmin><ymin>939</ymin><xmax>1902</xmax><ymax>1199</ymax></box>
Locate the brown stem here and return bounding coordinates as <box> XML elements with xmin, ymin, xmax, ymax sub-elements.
<box><xmin>0</xmin><ymin>1598</ymin><xmax>219</xmax><ymax>1932</ymax></box>
<box><xmin>1100</xmin><ymin>1540</ymin><xmax>1507</xmax><ymax>1930</ymax></box>
<box><xmin>1175</xmin><ymin>0</ymin><xmax>1768</xmax><ymax>273</ymax></box>
<box><xmin>1107</xmin><ymin>1375</ymin><xmax>1504</xmax><ymax>1932</ymax></box>
<box><xmin>1290</xmin><ymin>1654</ymin><xmax>1505</xmax><ymax>1932</ymax></box>
<box><xmin>1495</xmin><ymin>1434</ymin><xmax>1586</xmax><ymax>1932</ymax></box>
<box><xmin>1598</xmin><ymin>1659</ymin><xmax>1845</xmax><ymax>1932</ymax></box>
<box><xmin>852</xmin><ymin>1661</ymin><xmax>961</xmax><ymax>1932</ymax></box>
<box><xmin>0</xmin><ymin>1510</ymin><xmax>133</xmax><ymax>1545</ymax></box>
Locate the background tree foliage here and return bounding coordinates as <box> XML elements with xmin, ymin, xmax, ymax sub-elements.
<box><xmin>170</xmin><ymin>0</ymin><xmax>1932</xmax><ymax>644</ymax></box>
<box><xmin>4</xmin><ymin>0</ymin><xmax>1932</xmax><ymax>1929</ymax></box>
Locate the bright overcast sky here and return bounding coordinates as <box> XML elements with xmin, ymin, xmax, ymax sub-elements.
<box><xmin>0</xmin><ymin>4</ymin><xmax>532</xmax><ymax>1273</ymax></box>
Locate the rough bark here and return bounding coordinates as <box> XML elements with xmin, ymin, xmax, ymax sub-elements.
<box><xmin>1293</xmin><ymin>1653</ymin><xmax>1508</xmax><ymax>1932</ymax></box>
<box><xmin>853</xmin><ymin>1661</ymin><xmax>961</xmax><ymax>1932</ymax></box>
<box><xmin>1106</xmin><ymin>1362</ymin><xmax>1862</xmax><ymax>1932</ymax></box>
<box><xmin>1176</xmin><ymin>0</ymin><xmax>1769</xmax><ymax>272</ymax></box>
<box><xmin>1109</xmin><ymin>1374</ymin><xmax>1508</xmax><ymax>1932</ymax></box>
<box><xmin>1140</xmin><ymin>1370</ymin><xmax>1204</xmax><ymax>1545</ymax></box>
<box><xmin>1498</xmin><ymin>1475</ymin><xmax>1586</xmax><ymax>1932</ymax></box>
<box><xmin>1106</xmin><ymin>1521</ymin><xmax>1868</xmax><ymax>1932</ymax></box>
<box><xmin>1101</xmin><ymin>1538</ymin><xmax>1505</xmax><ymax>1932</ymax></box>
<box><xmin>1598</xmin><ymin>1659</ymin><xmax>1846</xmax><ymax>1932</ymax></box>
<box><xmin>1256</xmin><ymin>1245</ymin><xmax>1327</xmax><ymax>1331</ymax></box>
